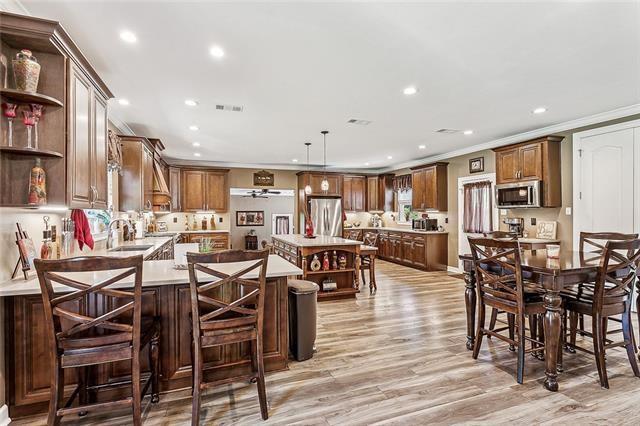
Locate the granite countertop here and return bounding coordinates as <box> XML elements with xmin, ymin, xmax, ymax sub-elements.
<box><xmin>345</xmin><ymin>226</ymin><xmax>448</xmax><ymax>235</ymax></box>
<box><xmin>0</xmin><ymin>254</ymin><xmax>301</xmax><ymax>297</ymax></box>
<box><xmin>71</xmin><ymin>236</ymin><xmax>177</xmax><ymax>259</ymax></box>
<box><xmin>272</xmin><ymin>234</ymin><xmax>362</xmax><ymax>247</ymax></box>
<box><xmin>146</xmin><ymin>230</ymin><xmax>229</xmax><ymax>236</ymax></box>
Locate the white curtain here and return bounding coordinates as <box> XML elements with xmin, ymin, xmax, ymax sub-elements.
<box><xmin>275</xmin><ymin>216</ymin><xmax>290</xmax><ymax>234</ymax></box>
<box><xmin>463</xmin><ymin>181</ymin><xmax>493</xmax><ymax>233</ymax></box>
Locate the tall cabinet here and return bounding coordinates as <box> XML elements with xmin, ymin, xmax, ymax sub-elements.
<box><xmin>118</xmin><ymin>136</ymin><xmax>154</xmax><ymax>211</ymax></box>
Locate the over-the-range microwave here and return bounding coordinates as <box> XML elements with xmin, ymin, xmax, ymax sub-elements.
<box><xmin>495</xmin><ymin>180</ymin><xmax>541</xmax><ymax>208</ymax></box>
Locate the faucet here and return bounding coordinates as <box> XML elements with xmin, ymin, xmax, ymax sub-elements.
<box><xmin>106</xmin><ymin>218</ymin><xmax>134</xmax><ymax>249</ymax></box>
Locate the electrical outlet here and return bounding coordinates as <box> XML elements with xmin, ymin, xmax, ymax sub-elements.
<box><xmin>565</xmin><ymin>207</ymin><xmax>572</xmax><ymax>216</ymax></box>
<box><xmin>219</xmin><ymin>217</ymin><xmax>223</xmax><ymax>223</ymax></box>
<box><xmin>531</xmin><ymin>218</ymin><xmax>536</xmax><ymax>226</ymax></box>
<box><xmin>444</xmin><ymin>217</ymin><xmax>448</xmax><ymax>224</ymax></box>
<box><xmin>173</xmin><ymin>217</ymin><xmax>178</xmax><ymax>223</ymax></box>
<box><xmin>500</xmin><ymin>209</ymin><xmax>507</xmax><ymax>216</ymax></box>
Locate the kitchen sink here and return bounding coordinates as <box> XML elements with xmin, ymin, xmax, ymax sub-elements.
<box><xmin>108</xmin><ymin>245</ymin><xmax>153</xmax><ymax>252</ymax></box>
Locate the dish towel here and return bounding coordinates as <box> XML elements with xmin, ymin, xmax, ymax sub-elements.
<box><xmin>71</xmin><ymin>209</ymin><xmax>94</xmax><ymax>251</ymax></box>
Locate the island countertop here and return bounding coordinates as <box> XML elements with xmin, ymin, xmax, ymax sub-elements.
<box><xmin>271</xmin><ymin>234</ymin><xmax>361</xmax><ymax>247</ymax></box>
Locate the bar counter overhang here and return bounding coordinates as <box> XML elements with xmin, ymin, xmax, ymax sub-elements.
<box><xmin>0</xmin><ymin>254</ymin><xmax>302</xmax><ymax>418</ymax></box>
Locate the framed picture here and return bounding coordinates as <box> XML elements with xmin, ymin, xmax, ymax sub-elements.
<box><xmin>236</xmin><ymin>210</ymin><xmax>265</xmax><ymax>226</ymax></box>
<box><xmin>469</xmin><ymin>157</ymin><xmax>484</xmax><ymax>173</ymax></box>
<box><xmin>253</xmin><ymin>170</ymin><xmax>274</xmax><ymax>186</ymax></box>
<box><xmin>536</xmin><ymin>220</ymin><xmax>558</xmax><ymax>239</ymax></box>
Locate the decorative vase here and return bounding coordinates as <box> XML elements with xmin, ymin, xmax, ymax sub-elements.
<box><xmin>322</xmin><ymin>251</ymin><xmax>330</xmax><ymax>271</ymax></box>
<box><xmin>310</xmin><ymin>254</ymin><xmax>321</xmax><ymax>271</ymax></box>
<box><xmin>27</xmin><ymin>157</ymin><xmax>46</xmax><ymax>205</ymax></box>
<box><xmin>338</xmin><ymin>254</ymin><xmax>347</xmax><ymax>270</ymax></box>
<box><xmin>332</xmin><ymin>250</ymin><xmax>338</xmax><ymax>270</ymax></box>
<box><xmin>12</xmin><ymin>50</ymin><xmax>40</xmax><ymax>93</ymax></box>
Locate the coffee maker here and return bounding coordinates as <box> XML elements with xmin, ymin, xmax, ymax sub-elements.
<box><xmin>503</xmin><ymin>217</ymin><xmax>524</xmax><ymax>237</ymax></box>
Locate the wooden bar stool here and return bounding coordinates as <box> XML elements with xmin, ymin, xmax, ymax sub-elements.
<box><xmin>34</xmin><ymin>255</ymin><xmax>160</xmax><ymax>426</ymax></box>
<box><xmin>360</xmin><ymin>231</ymin><xmax>379</xmax><ymax>292</ymax></box>
<box><xmin>187</xmin><ymin>249</ymin><xmax>270</xmax><ymax>425</ymax></box>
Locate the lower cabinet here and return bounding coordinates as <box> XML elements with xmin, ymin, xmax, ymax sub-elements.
<box><xmin>182</xmin><ymin>232</ymin><xmax>229</xmax><ymax>251</ymax></box>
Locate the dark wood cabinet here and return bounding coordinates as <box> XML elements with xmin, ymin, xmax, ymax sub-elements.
<box><xmin>297</xmin><ymin>172</ymin><xmax>343</xmax><ymax>197</ymax></box>
<box><xmin>411</xmin><ymin>162</ymin><xmax>448</xmax><ymax>211</ymax></box>
<box><xmin>93</xmin><ymin>95</ymin><xmax>108</xmax><ymax>207</ymax></box>
<box><xmin>183</xmin><ymin>232</ymin><xmax>229</xmax><ymax>251</ymax></box>
<box><xmin>367</xmin><ymin>174</ymin><xmax>394</xmax><ymax>212</ymax></box>
<box><xmin>169</xmin><ymin>167</ymin><xmax>181</xmax><ymax>211</ymax></box>
<box><xmin>343</xmin><ymin>176</ymin><xmax>366</xmax><ymax>212</ymax></box>
<box><xmin>118</xmin><ymin>136</ymin><xmax>154</xmax><ymax>211</ymax></box>
<box><xmin>181</xmin><ymin>169</ymin><xmax>229</xmax><ymax>212</ymax></box>
<box><xmin>494</xmin><ymin>136</ymin><xmax>563</xmax><ymax>207</ymax></box>
<box><xmin>344</xmin><ymin>229</ymin><xmax>363</xmax><ymax>241</ymax></box>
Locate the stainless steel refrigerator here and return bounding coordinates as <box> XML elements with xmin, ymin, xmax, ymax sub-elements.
<box><xmin>308</xmin><ymin>197</ymin><xmax>343</xmax><ymax>237</ymax></box>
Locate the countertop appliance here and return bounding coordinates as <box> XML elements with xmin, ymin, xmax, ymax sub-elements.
<box><xmin>412</xmin><ymin>218</ymin><xmax>438</xmax><ymax>231</ymax></box>
<box><xmin>503</xmin><ymin>217</ymin><xmax>524</xmax><ymax>237</ymax></box>
<box><xmin>308</xmin><ymin>197</ymin><xmax>342</xmax><ymax>237</ymax></box>
<box><xmin>157</xmin><ymin>221</ymin><xmax>168</xmax><ymax>232</ymax></box>
<box><xmin>370</xmin><ymin>214</ymin><xmax>383</xmax><ymax>228</ymax></box>
<box><xmin>495</xmin><ymin>180</ymin><xmax>541</xmax><ymax>208</ymax></box>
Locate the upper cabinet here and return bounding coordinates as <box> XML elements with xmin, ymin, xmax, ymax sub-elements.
<box><xmin>343</xmin><ymin>176</ymin><xmax>366</xmax><ymax>212</ymax></box>
<box><xmin>494</xmin><ymin>135</ymin><xmax>563</xmax><ymax>207</ymax></box>
<box><xmin>297</xmin><ymin>172</ymin><xmax>343</xmax><ymax>197</ymax></box>
<box><xmin>411</xmin><ymin>162</ymin><xmax>448</xmax><ymax>211</ymax></box>
<box><xmin>169</xmin><ymin>167</ymin><xmax>181</xmax><ymax>211</ymax></box>
<box><xmin>181</xmin><ymin>168</ymin><xmax>229</xmax><ymax>212</ymax></box>
<box><xmin>366</xmin><ymin>175</ymin><xmax>394</xmax><ymax>213</ymax></box>
<box><xmin>118</xmin><ymin>136</ymin><xmax>154</xmax><ymax>211</ymax></box>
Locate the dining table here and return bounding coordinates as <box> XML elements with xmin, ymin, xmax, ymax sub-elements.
<box><xmin>459</xmin><ymin>248</ymin><xmax>603</xmax><ymax>392</ymax></box>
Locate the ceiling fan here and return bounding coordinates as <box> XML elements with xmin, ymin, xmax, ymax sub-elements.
<box><xmin>243</xmin><ymin>189</ymin><xmax>281</xmax><ymax>198</ymax></box>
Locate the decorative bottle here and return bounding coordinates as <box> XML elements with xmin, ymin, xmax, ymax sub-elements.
<box><xmin>27</xmin><ymin>157</ymin><xmax>46</xmax><ymax>205</ymax></box>
<box><xmin>322</xmin><ymin>251</ymin><xmax>330</xmax><ymax>271</ymax></box>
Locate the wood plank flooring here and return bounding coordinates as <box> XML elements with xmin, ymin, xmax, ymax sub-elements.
<box><xmin>13</xmin><ymin>260</ymin><xmax>640</xmax><ymax>425</ymax></box>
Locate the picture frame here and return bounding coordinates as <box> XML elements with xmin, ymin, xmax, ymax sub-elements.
<box><xmin>253</xmin><ymin>170</ymin><xmax>275</xmax><ymax>186</ymax></box>
<box><xmin>469</xmin><ymin>157</ymin><xmax>484</xmax><ymax>174</ymax></box>
<box><xmin>236</xmin><ymin>210</ymin><xmax>265</xmax><ymax>226</ymax></box>
<box><xmin>536</xmin><ymin>220</ymin><xmax>558</xmax><ymax>239</ymax></box>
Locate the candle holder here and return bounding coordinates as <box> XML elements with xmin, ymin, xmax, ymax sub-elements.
<box><xmin>2</xmin><ymin>102</ymin><xmax>17</xmax><ymax>147</ymax></box>
<box><xmin>30</xmin><ymin>104</ymin><xmax>44</xmax><ymax>149</ymax></box>
<box><xmin>22</xmin><ymin>109</ymin><xmax>36</xmax><ymax>149</ymax></box>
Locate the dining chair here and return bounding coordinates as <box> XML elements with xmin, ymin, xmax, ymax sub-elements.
<box><xmin>360</xmin><ymin>231</ymin><xmax>379</xmax><ymax>291</ymax></box>
<box><xmin>563</xmin><ymin>237</ymin><xmax>640</xmax><ymax>388</ymax></box>
<box><xmin>469</xmin><ymin>237</ymin><xmax>546</xmax><ymax>384</ymax></box>
<box><xmin>187</xmin><ymin>249</ymin><xmax>270</xmax><ymax>425</ymax></box>
<box><xmin>34</xmin><ymin>255</ymin><xmax>160</xmax><ymax>426</ymax></box>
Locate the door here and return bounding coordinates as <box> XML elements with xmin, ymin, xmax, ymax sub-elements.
<box><xmin>574</xmin><ymin>123</ymin><xmax>637</xmax><ymax>248</ymax></box>
<box><xmin>68</xmin><ymin>65</ymin><xmax>93</xmax><ymax>208</ymax></box>
<box><xmin>170</xmin><ymin>168</ymin><xmax>181</xmax><ymax>211</ymax></box>
<box><xmin>182</xmin><ymin>170</ymin><xmax>206</xmax><ymax>211</ymax></box>
<box><xmin>92</xmin><ymin>93</ymin><xmax>108</xmax><ymax>208</ymax></box>
<box><xmin>142</xmin><ymin>146</ymin><xmax>154</xmax><ymax>211</ymax></box>
<box><xmin>205</xmin><ymin>172</ymin><xmax>228</xmax><ymax>212</ymax></box>
<box><xmin>343</xmin><ymin>177</ymin><xmax>353</xmax><ymax>211</ymax></box>
<box><xmin>519</xmin><ymin>143</ymin><xmax>543</xmax><ymax>181</ymax></box>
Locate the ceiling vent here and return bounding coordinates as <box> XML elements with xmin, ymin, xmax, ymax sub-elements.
<box><xmin>347</xmin><ymin>119</ymin><xmax>372</xmax><ymax>125</ymax></box>
<box><xmin>435</xmin><ymin>128</ymin><xmax>459</xmax><ymax>134</ymax></box>
<box><xmin>215</xmin><ymin>104</ymin><xmax>244</xmax><ymax>112</ymax></box>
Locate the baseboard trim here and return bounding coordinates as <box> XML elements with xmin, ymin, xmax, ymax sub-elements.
<box><xmin>0</xmin><ymin>404</ymin><xmax>11</xmax><ymax>426</ymax></box>
<box><xmin>447</xmin><ymin>266</ymin><xmax>463</xmax><ymax>274</ymax></box>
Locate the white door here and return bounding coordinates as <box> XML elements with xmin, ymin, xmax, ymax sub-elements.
<box><xmin>573</xmin><ymin>121</ymin><xmax>639</xmax><ymax>248</ymax></box>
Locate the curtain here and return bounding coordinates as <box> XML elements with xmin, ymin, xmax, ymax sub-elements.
<box><xmin>275</xmin><ymin>216</ymin><xmax>290</xmax><ymax>234</ymax></box>
<box><xmin>463</xmin><ymin>181</ymin><xmax>493</xmax><ymax>233</ymax></box>
<box><xmin>393</xmin><ymin>174</ymin><xmax>412</xmax><ymax>192</ymax></box>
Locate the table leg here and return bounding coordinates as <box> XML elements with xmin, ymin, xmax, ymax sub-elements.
<box><xmin>543</xmin><ymin>290</ymin><xmax>563</xmax><ymax>391</ymax></box>
<box><xmin>369</xmin><ymin>256</ymin><xmax>376</xmax><ymax>292</ymax></box>
<box><xmin>463</xmin><ymin>269</ymin><xmax>476</xmax><ymax>351</ymax></box>
<box><xmin>354</xmin><ymin>254</ymin><xmax>361</xmax><ymax>291</ymax></box>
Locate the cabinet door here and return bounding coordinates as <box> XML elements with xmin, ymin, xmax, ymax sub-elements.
<box><xmin>413</xmin><ymin>239</ymin><xmax>427</xmax><ymax>268</ymax></box>
<box><xmin>92</xmin><ymin>93</ymin><xmax>108</xmax><ymax>209</ymax></box>
<box><xmin>423</xmin><ymin>167</ymin><xmax>437</xmax><ymax>209</ymax></box>
<box><xmin>519</xmin><ymin>143</ymin><xmax>543</xmax><ymax>181</ymax></box>
<box><xmin>496</xmin><ymin>148</ymin><xmax>519</xmax><ymax>184</ymax></box>
<box><xmin>343</xmin><ymin>177</ymin><xmax>353</xmax><ymax>211</ymax></box>
<box><xmin>205</xmin><ymin>172</ymin><xmax>228</xmax><ymax>212</ymax></box>
<box><xmin>411</xmin><ymin>170</ymin><xmax>426</xmax><ymax>210</ymax></box>
<box><xmin>378</xmin><ymin>235</ymin><xmax>388</xmax><ymax>258</ymax></box>
<box><xmin>142</xmin><ymin>146</ymin><xmax>154</xmax><ymax>211</ymax></box>
<box><xmin>169</xmin><ymin>167</ymin><xmax>181</xmax><ymax>211</ymax></box>
<box><xmin>401</xmin><ymin>238</ymin><xmax>414</xmax><ymax>265</ymax></box>
<box><xmin>310</xmin><ymin>174</ymin><xmax>341</xmax><ymax>195</ymax></box>
<box><xmin>352</xmin><ymin>177</ymin><xmax>366</xmax><ymax>211</ymax></box>
<box><xmin>182</xmin><ymin>170</ymin><xmax>206</xmax><ymax>211</ymax></box>
<box><xmin>367</xmin><ymin>176</ymin><xmax>379</xmax><ymax>211</ymax></box>
<box><xmin>68</xmin><ymin>66</ymin><xmax>93</xmax><ymax>208</ymax></box>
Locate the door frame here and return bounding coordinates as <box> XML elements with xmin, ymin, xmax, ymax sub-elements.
<box><xmin>572</xmin><ymin>119</ymin><xmax>640</xmax><ymax>249</ymax></box>
<box><xmin>457</xmin><ymin>172</ymin><xmax>499</xmax><ymax>270</ymax></box>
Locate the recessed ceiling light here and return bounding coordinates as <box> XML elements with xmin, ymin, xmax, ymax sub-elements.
<box><xmin>387</xmin><ymin>155</ymin><xmax>393</xmax><ymax>160</ymax></box>
<box><xmin>533</xmin><ymin>107</ymin><xmax>547</xmax><ymax>114</ymax></box>
<box><xmin>189</xmin><ymin>125</ymin><xmax>199</xmax><ymax>131</ymax></box>
<box><xmin>463</xmin><ymin>130</ymin><xmax>474</xmax><ymax>135</ymax></box>
<box><xmin>119</xmin><ymin>30</ymin><xmax>137</xmax><ymax>43</ymax></box>
<box><xmin>418</xmin><ymin>144</ymin><xmax>426</xmax><ymax>149</ymax></box>
<box><xmin>403</xmin><ymin>86</ymin><xmax>418</xmax><ymax>96</ymax></box>
<box><xmin>184</xmin><ymin>99</ymin><xmax>198</xmax><ymax>107</ymax></box>
<box><xmin>192</xmin><ymin>142</ymin><xmax>200</xmax><ymax>147</ymax></box>
<box><xmin>193</xmin><ymin>152</ymin><xmax>201</xmax><ymax>157</ymax></box>
<box><xmin>292</xmin><ymin>158</ymin><xmax>298</xmax><ymax>163</ymax></box>
<box><xmin>209</xmin><ymin>45</ymin><xmax>225</xmax><ymax>58</ymax></box>
<box><xmin>118</xmin><ymin>99</ymin><xmax>130</xmax><ymax>106</ymax></box>
<box><xmin>364</xmin><ymin>162</ymin><xmax>370</xmax><ymax>166</ymax></box>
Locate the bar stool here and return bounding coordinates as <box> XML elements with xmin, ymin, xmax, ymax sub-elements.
<box><xmin>360</xmin><ymin>231</ymin><xmax>379</xmax><ymax>292</ymax></box>
<box><xmin>187</xmin><ymin>249</ymin><xmax>270</xmax><ymax>425</ymax></box>
<box><xmin>34</xmin><ymin>255</ymin><xmax>160</xmax><ymax>426</ymax></box>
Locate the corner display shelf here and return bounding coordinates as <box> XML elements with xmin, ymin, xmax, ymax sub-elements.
<box><xmin>0</xmin><ymin>88</ymin><xmax>63</xmax><ymax>107</ymax></box>
<box><xmin>0</xmin><ymin>146</ymin><xmax>63</xmax><ymax>157</ymax></box>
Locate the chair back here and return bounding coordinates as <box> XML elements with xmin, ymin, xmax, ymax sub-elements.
<box><xmin>468</xmin><ymin>237</ymin><xmax>525</xmax><ymax>309</ymax></box>
<box><xmin>187</xmin><ymin>249</ymin><xmax>269</xmax><ymax>345</ymax></box>
<box><xmin>34</xmin><ymin>255</ymin><xmax>144</xmax><ymax>357</ymax></box>
<box><xmin>483</xmin><ymin>231</ymin><xmax>518</xmax><ymax>240</ymax></box>
<box><xmin>579</xmin><ymin>232</ymin><xmax>638</xmax><ymax>262</ymax></box>
<box><xmin>593</xmin><ymin>238</ymin><xmax>640</xmax><ymax>309</ymax></box>
<box><xmin>363</xmin><ymin>231</ymin><xmax>379</xmax><ymax>247</ymax></box>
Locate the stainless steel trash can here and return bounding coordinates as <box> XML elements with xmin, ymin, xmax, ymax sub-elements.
<box><xmin>288</xmin><ymin>279</ymin><xmax>319</xmax><ymax>361</ymax></box>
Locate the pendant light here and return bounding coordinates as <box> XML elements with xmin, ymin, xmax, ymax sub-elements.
<box><xmin>304</xmin><ymin>142</ymin><xmax>313</xmax><ymax>195</ymax></box>
<box><xmin>320</xmin><ymin>130</ymin><xmax>329</xmax><ymax>192</ymax></box>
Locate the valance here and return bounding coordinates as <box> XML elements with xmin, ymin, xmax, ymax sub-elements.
<box><xmin>107</xmin><ymin>130</ymin><xmax>122</xmax><ymax>173</ymax></box>
<box><xmin>393</xmin><ymin>174</ymin><xmax>412</xmax><ymax>192</ymax></box>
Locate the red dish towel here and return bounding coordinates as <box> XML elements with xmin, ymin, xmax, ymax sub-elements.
<box><xmin>71</xmin><ymin>209</ymin><xmax>94</xmax><ymax>251</ymax></box>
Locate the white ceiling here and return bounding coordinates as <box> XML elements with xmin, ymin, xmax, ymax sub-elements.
<box><xmin>20</xmin><ymin>1</ymin><xmax>640</xmax><ymax>170</ymax></box>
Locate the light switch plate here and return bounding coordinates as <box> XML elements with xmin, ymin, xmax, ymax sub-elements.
<box><xmin>565</xmin><ymin>207</ymin><xmax>572</xmax><ymax>216</ymax></box>
<box><xmin>500</xmin><ymin>209</ymin><xmax>507</xmax><ymax>216</ymax></box>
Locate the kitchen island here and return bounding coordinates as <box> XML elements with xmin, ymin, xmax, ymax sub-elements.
<box><xmin>272</xmin><ymin>234</ymin><xmax>362</xmax><ymax>300</ymax></box>
<box><xmin>0</xmin><ymin>250</ymin><xmax>301</xmax><ymax>419</ymax></box>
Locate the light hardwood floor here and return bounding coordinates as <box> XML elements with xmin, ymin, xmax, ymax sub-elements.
<box><xmin>14</xmin><ymin>260</ymin><xmax>640</xmax><ymax>425</ymax></box>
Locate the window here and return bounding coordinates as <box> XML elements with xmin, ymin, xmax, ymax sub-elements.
<box><xmin>397</xmin><ymin>189</ymin><xmax>412</xmax><ymax>223</ymax></box>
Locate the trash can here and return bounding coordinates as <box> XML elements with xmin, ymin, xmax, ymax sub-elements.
<box><xmin>288</xmin><ymin>279</ymin><xmax>319</xmax><ymax>361</ymax></box>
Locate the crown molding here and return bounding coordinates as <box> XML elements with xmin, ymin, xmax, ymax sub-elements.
<box><xmin>0</xmin><ymin>0</ymin><xmax>29</xmax><ymax>15</ymax></box>
<box><xmin>382</xmin><ymin>103</ymin><xmax>640</xmax><ymax>173</ymax></box>
<box><xmin>164</xmin><ymin>157</ymin><xmax>383</xmax><ymax>174</ymax></box>
<box><xmin>107</xmin><ymin>111</ymin><xmax>136</xmax><ymax>136</ymax></box>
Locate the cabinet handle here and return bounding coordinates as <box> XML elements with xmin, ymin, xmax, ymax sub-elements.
<box><xmin>93</xmin><ymin>187</ymin><xmax>99</xmax><ymax>203</ymax></box>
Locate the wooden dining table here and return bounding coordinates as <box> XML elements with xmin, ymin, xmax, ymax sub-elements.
<box><xmin>459</xmin><ymin>249</ymin><xmax>601</xmax><ymax>392</ymax></box>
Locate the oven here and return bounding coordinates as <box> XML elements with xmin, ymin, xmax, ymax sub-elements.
<box><xmin>495</xmin><ymin>180</ymin><xmax>541</xmax><ymax>208</ymax></box>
